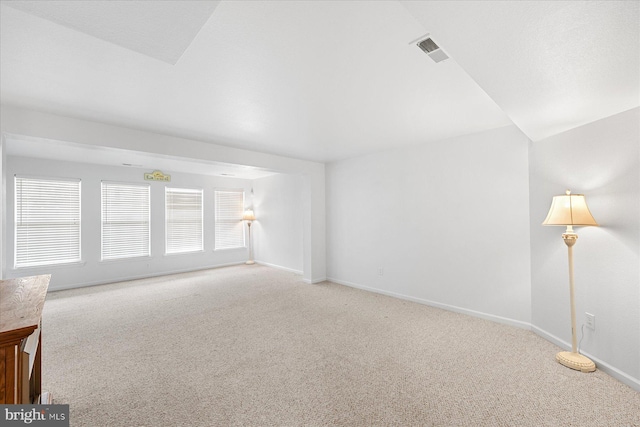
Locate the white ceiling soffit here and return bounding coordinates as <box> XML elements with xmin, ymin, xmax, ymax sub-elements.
<box><xmin>3</xmin><ymin>0</ymin><xmax>220</xmax><ymax>64</ymax></box>
<box><xmin>401</xmin><ymin>0</ymin><xmax>640</xmax><ymax>142</ymax></box>
<box><xmin>0</xmin><ymin>1</ymin><xmax>512</xmax><ymax>163</ymax></box>
<box><xmin>4</xmin><ymin>135</ymin><xmax>278</xmax><ymax>180</ymax></box>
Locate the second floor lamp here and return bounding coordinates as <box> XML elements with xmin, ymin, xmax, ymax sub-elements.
<box><xmin>243</xmin><ymin>209</ymin><xmax>256</xmax><ymax>265</ymax></box>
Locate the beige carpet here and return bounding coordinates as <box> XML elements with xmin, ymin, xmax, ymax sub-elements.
<box><xmin>42</xmin><ymin>265</ymin><xmax>639</xmax><ymax>426</ymax></box>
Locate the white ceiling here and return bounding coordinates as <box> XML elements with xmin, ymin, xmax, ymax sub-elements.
<box><xmin>1</xmin><ymin>0</ymin><xmax>638</xmax><ymax>167</ymax></box>
<box><xmin>3</xmin><ymin>0</ymin><xmax>220</xmax><ymax>64</ymax></box>
<box><xmin>402</xmin><ymin>0</ymin><xmax>640</xmax><ymax>142</ymax></box>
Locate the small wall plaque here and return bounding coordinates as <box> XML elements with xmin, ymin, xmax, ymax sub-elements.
<box><xmin>144</xmin><ymin>170</ymin><xmax>171</xmax><ymax>182</ymax></box>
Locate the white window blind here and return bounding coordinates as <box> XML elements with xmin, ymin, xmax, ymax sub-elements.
<box><xmin>101</xmin><ymin>182</ymin><xmax>150</xmax><ymax>260</ymax></box>
<box><xmin>214</xmin><ymin>190</ymin><xmax>245</xmax><ymax>250</ymax></box>
<box><xmin>166</xmin><ymin>188</ymin><xmax>203</xmax><ymax>254</ymax></box>
<box><xmin>15</xmin><ymin>176</ymin><xmax>81</xmax><ymax>268</ymax></box>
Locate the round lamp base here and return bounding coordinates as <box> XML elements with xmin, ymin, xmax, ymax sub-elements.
<box><xmin>556</xmin><ymin>351</ymin><xmax>596</xmax><ymax>373</ymax></box>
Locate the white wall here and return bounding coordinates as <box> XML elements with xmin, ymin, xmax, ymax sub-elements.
<box><xmin>5</xmin><ymin>155</ymin><xmax>253</xmax><ymax>290</ymax></box>
<box><xmin>0</xmin><ymin>135</ymin><xmax>4</xmax><ymax>278</ymax></box>
<box><xmin>529</xmin><ymin>107</ymin><xmax>640</xmax><ymax>386</ymax></box>
<box><xmin>0</xmin><ymin>105</ymin><xmax>326</xmax><ymax>283</ymax></box>
<box><xmin>252</xmin><ymin>173</ymin><xmax>304</xmax><ymax>273</ymax></box>
<box><xmin>326</xmin><ymin>125</ymin><xmax>532</xmax><ymax>326</ymax></box>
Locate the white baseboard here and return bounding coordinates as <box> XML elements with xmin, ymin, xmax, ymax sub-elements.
<box><xmin>532</xmin><ymin>326</ymin><xmax>640</xmax><ymax>392</ymax></box>
<box><xmin>302</xmin><ymin>276</ymin><xmax>328</xmax><ymax>284</ymax></box>
<box><xmin>47</xmin><ymin>262</ymin><xmax>247</xmax><ymax>292</ymax></box>
<box><xmin>327</xmin><ymin>277</ymin><xmax>530</xmax><ymax>330</ymax></box>
<box><xmin>252</xmin><ymin>261</ymin><xmax>329</xmax><ymax>283</ymax></box>
<box><xmin>255</xmin><ymin>260</ymin><xmax>303</xmax><ymax>275</ymax></box>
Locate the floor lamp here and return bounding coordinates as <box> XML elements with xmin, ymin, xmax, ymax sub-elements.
<box><xmin>243</xmin><ymin>209</ymin><xmax>256</xmax><ymax>265</ymax></box>
<box><xmin>542</xmin><ymin>190</ymin><xmax>598</xmax><ymax>373</ymax></box>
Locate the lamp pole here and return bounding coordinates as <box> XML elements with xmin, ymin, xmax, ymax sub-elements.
<box><xmin>555</xmin><ymin>229</ymin><xmax>595</xmax><ymax>372</ymax></box>
<box><xmin>246</xmin><ymin>220</ymin><xmax>255</xmax><ymax>265</ymax></box>
<box><xmin>562</xmin><ymin>232</ymin><xmax>578</xmax><ymax>353</ymax></box>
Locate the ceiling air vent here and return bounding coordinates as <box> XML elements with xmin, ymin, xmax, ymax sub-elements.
<box><xmin>417</xmin><ymin>37</ymin><xmax>449</xmax><ymax>63</ymax></box>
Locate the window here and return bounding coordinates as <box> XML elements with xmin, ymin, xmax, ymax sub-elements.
<box><xmin>165</xmin><ymin>187</ymin><xmax>203</xmax><ymax>254</ymax></box>
<box><xmin>101</xmin><ymin>182</ymin><xmax>150</xmax><ymax>260</ymax></box>
<box><xmin>214</xmin><ymin>190</ymin><xmax>245</xmax><ymax>250</ymax></box>
<box><xmin>15</xmin><ymin>176</ymin><xmax>81</xmax><ymax>268</ymax></box>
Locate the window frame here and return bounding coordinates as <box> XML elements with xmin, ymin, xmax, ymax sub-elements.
<box><xmin>101</xmin><ymin>181</ymin><xmax>151</xmax><ymax>261</ymax></box>
<box><xmin>14</xmin><ymin>175</ymin><xmax>82</xmax><ymax>269</ymax></box>
<box><xmin>165</xmin><ymin>187</ymin><xmax>204</xmax><ymax>255</ymax></box>
<box><xmin>214</xmin><ymin>189</ymin><xmax>246</xmax><ymax>251</ymax></box>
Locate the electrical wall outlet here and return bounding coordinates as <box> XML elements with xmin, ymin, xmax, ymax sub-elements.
<box><xmin>585</xmin><ymin>312</ymin><xmax>595</xmax><ymax>330</ymax></box>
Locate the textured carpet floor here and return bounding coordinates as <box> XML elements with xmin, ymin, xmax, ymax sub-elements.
<box><xmin>42</xmin><ymin>265</ymin><xmax>639</xmax><ymax>426</ymax></box>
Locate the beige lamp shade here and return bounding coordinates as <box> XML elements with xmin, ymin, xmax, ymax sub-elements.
<box><xmin>242</xmin><ymin>209</ymin><xmax>256</xmax><ymax>221</ymax></box>
<box><xmin>542</xmin><ymin>190</ymin><xmax>598</xmax><ymax>226</ymax></box>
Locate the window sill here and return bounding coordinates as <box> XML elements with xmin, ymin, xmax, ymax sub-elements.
<box><xmin>164</xmin><ymin>250</ymin><xmax>206</xmax><ymax>257</ymax></box>
<box><xmin>213</xmin><ymin>247</ymin><xmax>247</xmax><ymax>252</ymax></box>
<box><xmin>99</xmin><ymin>256</ymin><xmax>152</xmax><ymax>264</ymax></box>
<box><xmin>13</xmin><ymin>261</ymin><xmax>86</xmax><ymax>271</ymax></box>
